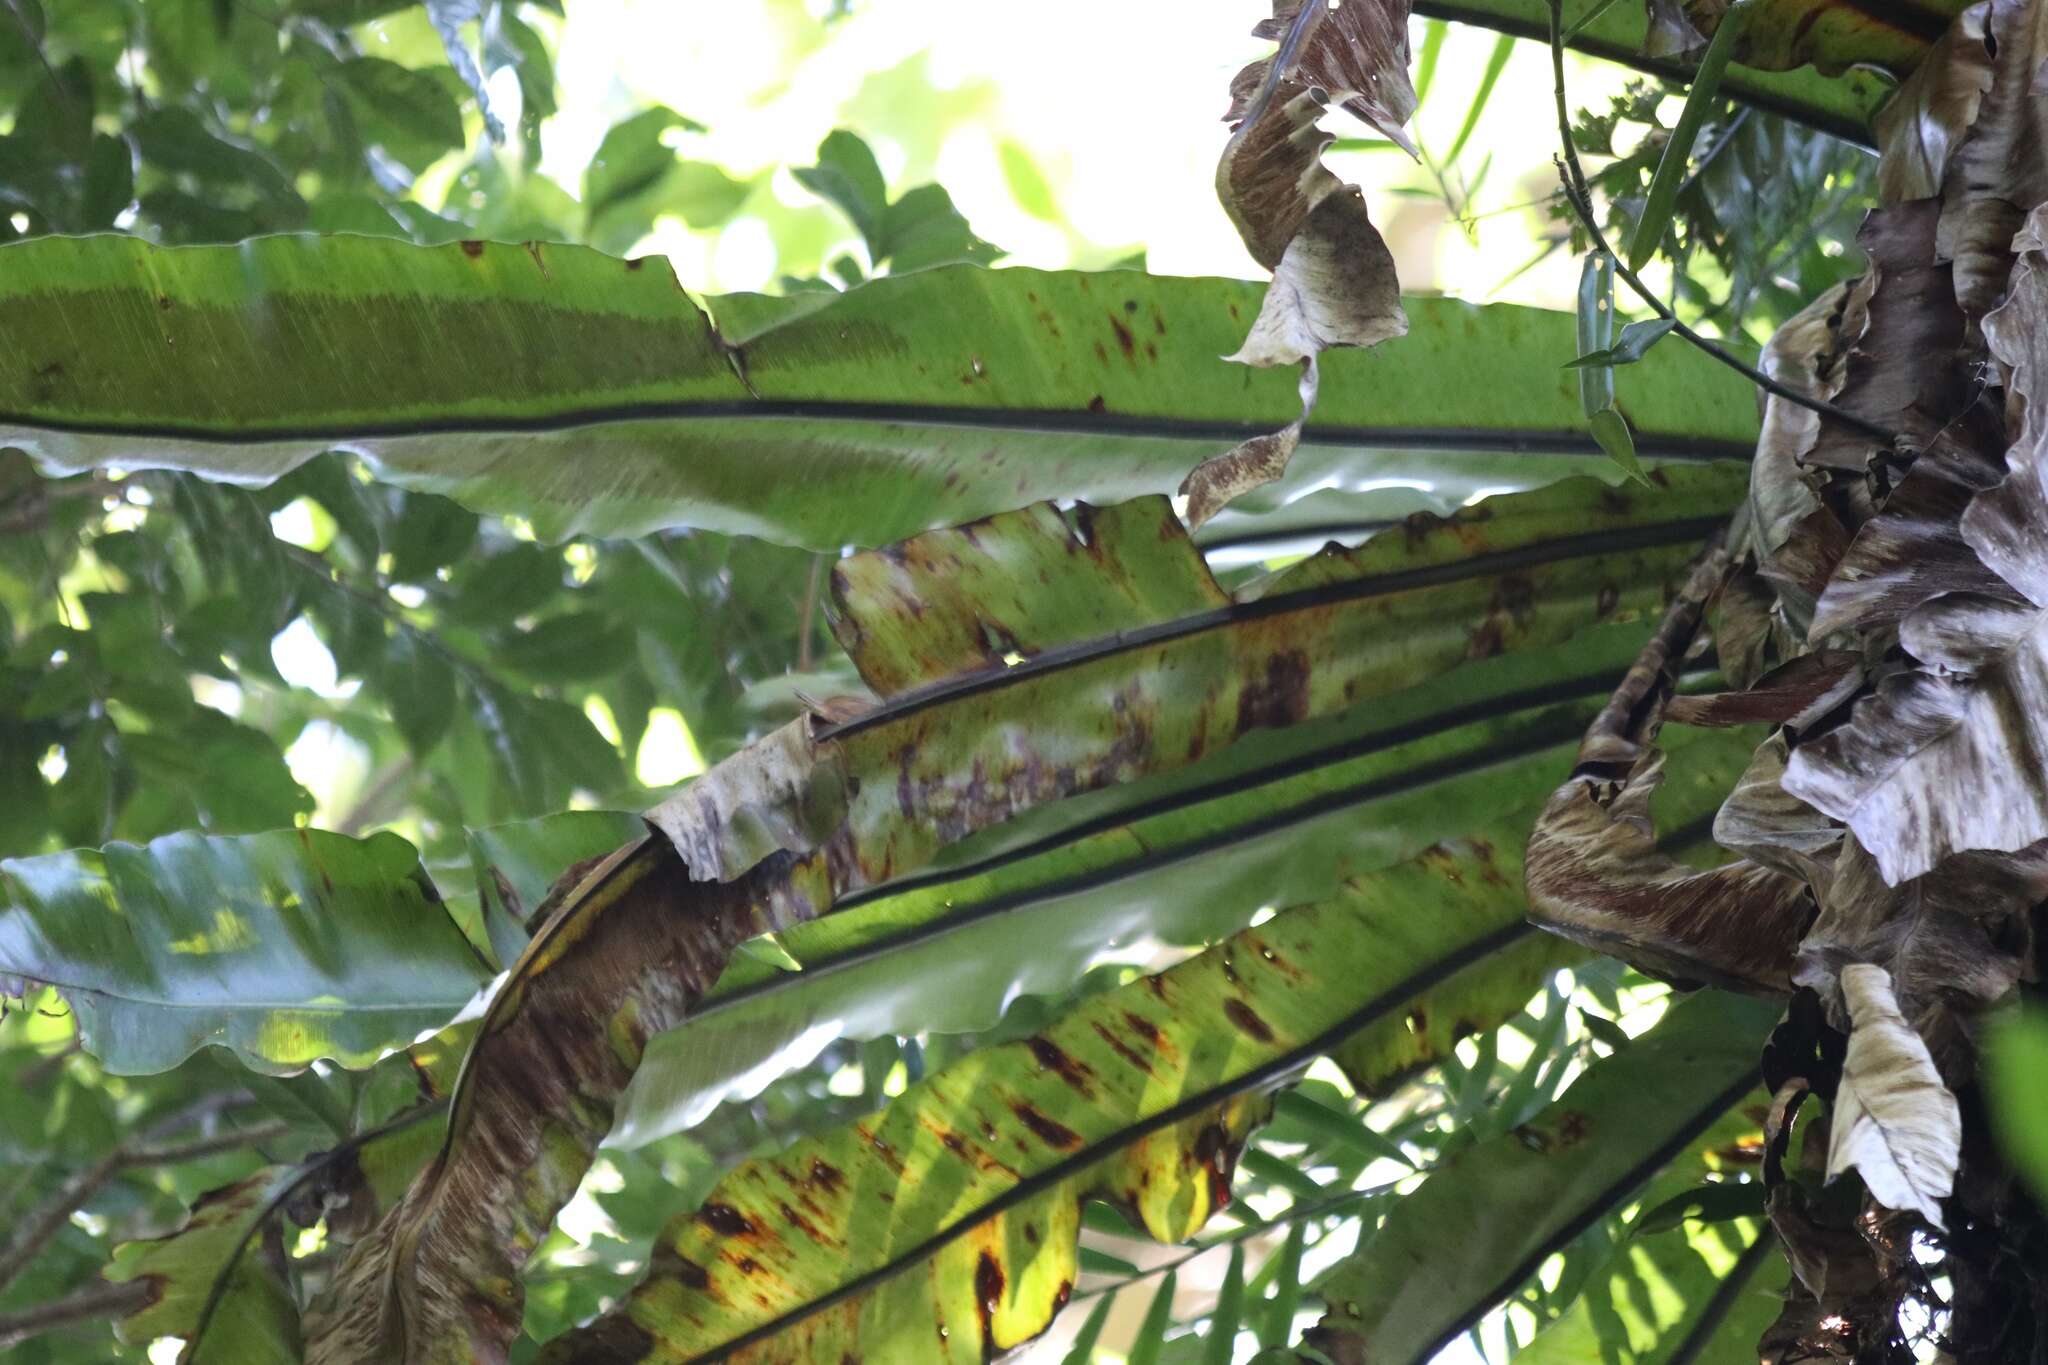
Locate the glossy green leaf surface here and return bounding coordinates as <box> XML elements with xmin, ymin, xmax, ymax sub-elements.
<box><xmin>613</xmin><ymin>633</ymin><xmax>1747</xmax><ymax>1146</ymax></box>
<box><xmin>1307</xmin><ymin>991</ymin><xmax>1780</xmax><ymax>1362</ymax></box>
<box><xmin>305</xmin><ymin>469</ymin><xmax>1743</xmax><ymax>1361</ymax></box>
<box><xmin>105</xmin><ymin>1167</ymin><xmax>302</xmax><ymax>1364</ymax></box>
<box><xmin>1515</xmin><ymin>1107</ymin><xmax>1776</xmax><ymax>1363</ymax></box>
<box><xmin>0</xmin><ymin>236</ymin><xmax>1759</xmax><ymax>549</ymax></box>
<box><xmin>616</xmin><ymin>464</ymin><xmax>1746</xmax><ymax>1142</ymax></box>
<box><xmin>0</xmin><ymin>829</ymin><xmax>491</xmax><ymax>1074</ymax></box>
<box><xmin>538</xmin><ymin>819</ymin><xmax>1577</xmax><ymax>1362</ymax></box>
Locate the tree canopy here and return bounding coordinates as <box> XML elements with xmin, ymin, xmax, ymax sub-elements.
<box><xmin>2</xmin><ymin>2</ymin><xmax>2047</xmax><ymax>1363</ymax></box>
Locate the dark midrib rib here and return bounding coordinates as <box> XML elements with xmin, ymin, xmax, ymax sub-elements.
<box><xmin>685</xmin><ymin>919</ymin><xmax>1539</xmax><ymax>1363</ymax></box>
<box><xmin>1668</xmin><ymin>1228</ymin><xmax>1780</xmax><ymax>1365</ymax></box>
<box><xmin>829</xmin><ymin>665</ymin><xmax>1637</xmax><ymax>918</ymax></box>
<box><xmin>821</xmin><ymin>515</ymin><xmax>1726</xmax><ymax>741</ymax></box>
<box><xmin>698</xmin><ymin>717</ymin><xmax>1591</xmax><ymax>1022</ymax></box>
<box><xmin>0</xmin><ymin>397</ymin><xmax>1761</xmax><ymax>460</ymax></box>
<box><xmin>1419</xmin><ymin>1068</ymin><xmax>1765</xmax><ymax>1363</ymax></box>
<box><xmin>698</xmin><ymin>658</ymin><xmax>1719</xmax><ymax>1032</ymax></box>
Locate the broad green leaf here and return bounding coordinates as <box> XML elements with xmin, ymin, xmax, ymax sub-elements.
<box><xmin>793</xmin><ymin>129</ymin><xmax>888</xmax><ymax>259</ymax></box>
<box><xmin>334</xmin><ymin>57</ymin><xmax>465</xmax><ymax>173</ymax></box>
<box><xmin>303</xmin><ymin>472</ymin><xmax>1742</xmax><ymax>1360</ymax></box>
<box><xmin>998</xmin><ymin>140</ymin><xmax>1059</xmax><ymax>221</ymax></box>
<box><xmin>1633</xmin><ymin>1179</ymin><xmax>1768</xmax><ymax>1236</ymax></box>
<box><xmin>1519</xmin><ymin>1200</ymin><xmax>1775</xmax><ymax>1359</ymax></box>
<box><xmin>616</xmin><ymin>680</ymin><xmax>1752</xmax><ymax>1147</ymax></box>
<box><xmin>1626</xmin><ymin>3</ymin><xmax>1751</xmax><ymax>272</ymax></box>
<box><xmin>1657</xmin><ymin>0</ymin><xmax>1966</xmax><ymax>81</ymax></box>
<box><xmin>0</xmin><ymin>829</ymin><xmax>490</xmax><ymax>1074</ymax></box>
<box><xmin>582</xmin><ymin>107</ymin><xmax>743</xmax><ymax>256</ymax></box>
<box><xmin>1579</xmin><ymin>1008</ymin><xmax>1635</xmax><ymax>1053</ymax></box>
<box><xmin>1985</xmin><ymin>1009</ymin><xmax>2048</xmax><ymax>1204</ymax></box>
<box><xmin>1305</xmin><ymin>992</ymin><xmax>1778</xmax><ymax>1362</ymax></box>
<box><xmin>1514</xmin><ymin>1096</ymin><xmax>1775</xmax><ymax>1363</ymax></box>
<box><xmin>495</xmin><ymin>611</ymin><xmax>636</xmax><ymax>683</ymax></box>
<box><xmin>0</xmin><ymin>235</ymin><xmax>1759</xmax><ymax>550</ymax></box>
<box><xmin>105</xmin><ymin>1167</ymin><xmax>302</xmax><ymax>1363</ymax></box>
<box><xmin>531</xmin><ymin>825</ymin><xmax>1591</xmax><ymax>1362</ymax></box>
<box><xmin>615</xmin><ymin>470</ymin><xmax>1746</xmax><ymax>1143</ymax></box>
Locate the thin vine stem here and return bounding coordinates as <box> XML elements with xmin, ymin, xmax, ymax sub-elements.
<box><xmin>1542</xmin><ymin>0</ymin><xmax>1898</xmax><ymax>445</ymax></box>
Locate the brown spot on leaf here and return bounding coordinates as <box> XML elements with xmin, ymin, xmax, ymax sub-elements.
<box><xmin>1109</xmin><ymin>313</ymin><xmax>1137</xmax><ymax>361</ymax></box>
<box><xmin>1236</xmin><ymin>650</ymin><xmax>1311</xmax><ymax>732</ymax></box>
<box><xmin>1124</xmin><ymin>1011</ymin><xmax>1165</xmax><ymax>1047</ymax></box>
<box><xmin>1091</xmin><ymin>1020</ymin><xmax>1153</xmax><ymax>1073</ymax></box>
<box><xmin>1026</xmin><ymin>1037</ymin><xmax>1096</xmax><ymax>1094</ymax></box>
<box><xmin>1193</xmin><ymin>1122</ymin><xmax>1239</xmax><ymax>1208</ymax></box>
<box><xmin>459</xmin><ymin>239</ymin><xmax>485</xmax><ymax>258</ymax></box>
<box><xmin>699</xmin><ymin>1202</ymin><xmax>754</xmax><ymax>1237</ymax></box>
<box><xmin>1224</xmin><ymin>998</ymin><xmax>1275</xmax><ymax>1042</ymax></box>
<box><xmin>778</xmin><ymin>1201</ymin><xmax>825</xmax><ymax>1241</ymax></box>
<box><xmin>1010</xmin><ymin>1101</ymin><xmax>1083</xmax><ymax>1149</ymax></box>
<box><xmin>974</xmin><ymin>1251</ymin><xmax>1006</xmax><ymax>1334</ymax></box>
<box><xmin>1087</xmin><ymin>394</ymin><xmax>1107</xmax><ymax>413</ymax></box>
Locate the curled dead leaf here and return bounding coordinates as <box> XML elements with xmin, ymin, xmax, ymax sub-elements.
<box><xmin>1824</xmin><ymin>963</ymin><xmax>1961</xmax><ymax>1227</ymax></box>
<box><xmin>1200</xmin><ymin>0</ymin><xmax>1411</xmax><ymax>527</ymax></box>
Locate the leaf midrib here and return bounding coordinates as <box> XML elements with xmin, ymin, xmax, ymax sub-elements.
<box><xmin>824</xmin><ymin>515</ymin><xmax>1729</xmax><ymax>740</ymax></box>
<box><xmin>689</xmin><ymin>918</ymin><xmax>1541</xmax><ymax>1363</ymax></box>
<box><xmin>0</xmin><ymin>396</ymin><xmax>1762</xmax><ymax>458</ymax></box>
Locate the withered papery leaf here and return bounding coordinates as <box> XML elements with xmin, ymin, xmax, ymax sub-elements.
<box><xmin>1798</xmin><ymin>834</ymin><xmax>2041</xmax><ymax>1076</ymax></box>
<box><xmin>1826</xmin><ymin>963</ymin><xmax>1962</xmax><ymax>1227</ymax></box>
<box><xmin>1930</xmin><ymin>0</ymin><xmax>2048</xmax><ymax>319</ymax></box>
<box><xmin>303</xmin><ymin>840</ymin><xmax>808</xmax><ymax>1365</ymax></box>
<box><xmin>1713</xmin><ymin>732</ymin><xmax>1841</xmax><ymax>894</ymax></box>
<box><xmin>1664</xmin><ymin>651</ymin><xmax>1863</xmax><ymax>729</ymax></box>
<box><xmin>1807</xmin><ymin>396</ymin><xmax>2016</xmax><ymax>642</ymax></box>
<box><xmin>1802</xmin><ymin>201</ymin><xmax>1966</xmax><ymax>474</ymax></box>
<box><xmin>1872</xmin><ymin>0</ymin><xmax>1993</xmax><ymax>205</ymax></box>
<box><xmin>1196</xmin><ymin>0</ymin><xmax>1410</xmax><ymax>527</ymax></box>
<box><xmin>1744</xmin><ymin>283</ymin><xmax>1850</xmax><ymax>575</ymax></box>
<box><xmin>1526</xmin><ymin>544</ymin><xmax>1814</xmax><ymax>993</ymax></box>
<box><xmin>1787</xmin><ymin>207</ymin><xmax>2048</xmax><ymax>884</ymax></box>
